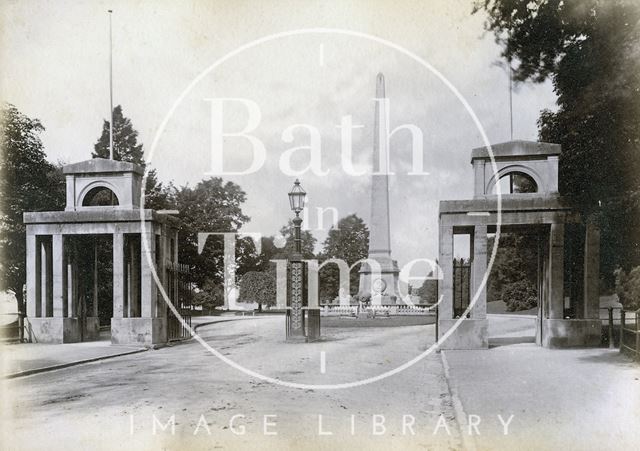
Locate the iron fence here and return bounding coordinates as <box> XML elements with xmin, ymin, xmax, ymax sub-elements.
<box><xmin>165</xmin><ymin>261</ymin><xmax>193</xmax><ymax>341</ymax></box>
<box><xmin>620</xmin><ymin>309</ymin><xmax>640</xmax><ymax>360</ymax></box>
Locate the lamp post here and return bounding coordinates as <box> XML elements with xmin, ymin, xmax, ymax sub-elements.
<box><xmin>286</xmin><ymin>179</ymin><xmax>306</xmax><ymax>342</ymax></box>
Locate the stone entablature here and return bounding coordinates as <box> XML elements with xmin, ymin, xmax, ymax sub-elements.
<box><xmin>471</xmin><ymin>140</ymin><xmax>561</xmax><ymax>197</ymax></box>
<box><xmin>63</xmin><ymin>158</ymin><xmax>144</xmax><ymax>211</ymax></box>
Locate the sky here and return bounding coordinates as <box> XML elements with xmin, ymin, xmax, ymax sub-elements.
<box><xmin>0</xmin><ymin>0</ymin><xmax>557</xmax><ymax>277</ymax></box>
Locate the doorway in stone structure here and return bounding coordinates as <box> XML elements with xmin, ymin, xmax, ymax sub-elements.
<box><xmin>65</xmin><ymin>235</ymin><xmax>113</xmax><ymax>341</ymax></box>
<box><xmin>486</xmin><ymin>226</ymin><xmax>544</xmax><ymax>347</ymax></box>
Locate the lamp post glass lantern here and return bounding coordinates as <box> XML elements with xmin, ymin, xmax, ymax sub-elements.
<box><xmin>288</xmin><ymin>179</ymin><xmax>306</xmax><ymax>255</ymax></box>
<box><xmin>288</xmin><ymin>179</ymin><xmax>306</xmax><ymax>214</ymax></box>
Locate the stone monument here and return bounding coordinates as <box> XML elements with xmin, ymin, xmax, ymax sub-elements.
<box><xmin>358</xmin><ymin>73</ymin><xmax>401</xmax><ymax>305</ymax></box>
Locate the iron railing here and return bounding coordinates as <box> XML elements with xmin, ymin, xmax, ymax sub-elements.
<box><xmin>620</xmin><ymin>309</ymin><xmax>640</xmax><ymax>360</ymax></box>
<box><xmin>165</xmin><ymin>261</ymin><xmax>193</xmax><ymax>341</ymax></box>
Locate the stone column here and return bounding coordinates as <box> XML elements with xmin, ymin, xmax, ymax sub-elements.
<box><xmin>141</xmin><ymin>230</ymin><xmax>157</xmax><ymax>318</ymax></box>
<box><xmin>41</xmin><ymin>239</ymin><xmax>52</xmax><ymax>317</ymax></box>
<box><xmin>93</xmin><ymin>241</ymin><xmax>99</xmax><ymax>317</ymax></box>
<box><xmin>471</xmin><ymin>225</ymin><xmax>488</xmax><ymax>319</ymax></box>
<box><xmin>129</xmin><ymin>237</ymin><xmax>140</xmax><ymax>317</ymax></box>
<box><xmin>52</xmin><ymin>234</ymin><xmax>66</xmax><ymax>317</ymax></box>
<box><xmin>156</xmin><ymin>232</ymin><xmax>167</xmax><ymax>319</ymax></box>
<box><xmin>26</xmin><ymin>233</ymin><xmax>39</xmax><ymax>317</ymax></box>
<box><xmin>113</xmin><ymin>233</ymin><xmax>125</xmax><ymax>318</ymax></box>
<box><xmin>473</xmin><ymin>160</ymin><xmax>485</xmax><ymax>197</ymax></box>
<box><xmin>67</xmin><ymin>252</ymin><xmax>76</xmax><ymax>318</ymax></box>
<box><xmin>438</xmin><ymin>225</ymin><xmax>454</xmax><ymax>320</ymax></box>
<box><xmin>548</xmin><ymin>223</ymin><xmax>565</xmax><ymax>319</ymax></box>
<box><xmin>583</xmin><ymin>221</ymin><xmax>600</xmax><ymax>320</ymax></box>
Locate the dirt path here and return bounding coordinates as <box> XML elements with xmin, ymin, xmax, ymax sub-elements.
<box><xmin>2</xmin><ymin>317</ymin><xmax>460</xmax><ymax>450</ymax></box>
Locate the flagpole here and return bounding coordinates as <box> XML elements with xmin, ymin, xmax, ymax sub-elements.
<box><xmin>509</xmin><ymin>61</ymin><xmax>513</xmax><ymax>141</ymax></box>
<box><xmin>507</xmin><ymin>27</ymin><xmax>513</xmax><ymax>141</ymax></box>
<box><xmin>108</xmin><ymin>9</ymin><xmax>114</xmax><ymax>159</ymax></box>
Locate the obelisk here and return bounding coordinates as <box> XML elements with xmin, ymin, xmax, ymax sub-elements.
<box><xmin>358</xmin><ymin>73</ymin><xmax>400</xmax><ymax>304</ymax></box>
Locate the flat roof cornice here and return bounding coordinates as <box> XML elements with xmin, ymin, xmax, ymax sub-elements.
<box><xmin>471</xmin><ymin>140</ymin><xmax>561</xmax><ymax>161</ymax></box>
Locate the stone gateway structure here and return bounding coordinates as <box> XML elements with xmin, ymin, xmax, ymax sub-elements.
<box><xmin>23</xmin><ymin>159</ymin><xmax>180</xmax><ymax>346</ymax></box>
<box><xmin>438</xmin><ymin>141</ymin><xmax>601</xmax><ymax>349</ymax></box>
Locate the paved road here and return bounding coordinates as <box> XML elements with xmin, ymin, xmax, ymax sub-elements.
<box><xmin>2</xmin><ymin>317</ymin><xmax>459</xmax><ymax>450</ymax></box>
<box><xmin>444</xmin><ymin>314</ymin><xmax>640</xmax><ymax>451</ymax></box>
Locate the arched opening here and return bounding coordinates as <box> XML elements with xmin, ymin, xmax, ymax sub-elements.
<box><xmin>492</xmin><ymin>171</ymin><xmax>538</xmax><ymax>194</ymax></box>
<box><xmin>82</xmin><ymin>186</ymin><xmax>119</xmax><ymax>206</ymax></box>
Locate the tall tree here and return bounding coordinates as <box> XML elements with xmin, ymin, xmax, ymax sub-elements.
<box><xmin>176</xmin><ymin>178</ymin><xmax>250</xmax><ymax>289</ymax></box>
<box><xmin>0</xmin><ymin>104</ymin><xmax>65</xmax><ymax>309</ymax></box>
<box><xmin>475</xmin><ymin>0</ymin><xmax>640</xmax><ymax>283</ymax></box>
<box><xmin>92</xmin><ymin>105</ymin><xmax>144</xmax><ymax>165</ymax></box>
<box><xmin>91</xmin><ymin>105</ymin><xmax>175</xmax><ymax>211</ymax></box>
<box><xmin>318</xmin><ymin>214</ymin><xmax>369</xmax><ymax>300</ymax></box>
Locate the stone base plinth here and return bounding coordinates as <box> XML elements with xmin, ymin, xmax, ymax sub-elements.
<box><xmin>437</xmin><ymin>318</ymin><xmax>488</xmax><ymax>350</ymax></box>
<box><xmin>26</xmin><ymin>317</ymin><xmax>99</xmax><ymax>343</ymax></box>
<box><xmin>305</xmin><ymin>308</ymin><xmax>321</xmax><ymax>342</ymax></box>
<box><xmin>110</xmin><ymin>317</ymin><xmax>167</xmax><ymax>346</ymax></box>
<box><xmin>539</xmin><ymin>319</ymin><xmax>601</xmax><ymax>348</ymax></box>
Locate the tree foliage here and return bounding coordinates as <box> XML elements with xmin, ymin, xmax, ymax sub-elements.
<box><xmin>614</xmin><ymin>266</ymin><xmax>640</xmax><ymax>311</ymax></box>
<box><xmin>91</xmin><ymin>104</ymin><xmax>175</xmax><ymax>211</ymax></box>
<box><xmin>476</xmin><ymin>0</ymin><xmax>640</xmax><ymax>282</ymax></box>
<box><xmin>318</xmin><ymin>214</ymin><xmax>369</xmax><ymax>301</ymax></box>
<box><xmin>0</xmin><ymin>104</ymin><xmax>65</xmax><ymax>307</ymax></box>
<box><xmin>144</xmin><ymin>168</ymin><xmax>177</xmax><ymax>211</ymax></box>
<box><xmin>92</xmin><ymin>105</ymin><xmax>145</xmax><ymax>165</ymax></box>
<box><xmin>237</xmin><ymin>270</ymin><xmax>277</xmax><ymax>311</ymax></box>
<box><xmin>193</xmin><ymin>279</ymin><xmax>225</xmax><ymax>313</ymax></box>
<box><xmin>415</xmin><ymin>272</ymin><xmax>438</xmax><ymax>304</ymax></box>
<box><xmin>502</xmin><ymin>279</ymin><xmax>538</xmax><ymax>312</ymax></box>
<box><xmin>487</xmin><ymin>232</ymin><xmax>539</xmax><ymax>303</ymax></box>
<box><xmin>276</xmin><ymin>219</ymin><xmax>317</xmax><ymax>260</ymax></box>
<box><xmin>177</xmin><ymin>178</ymin><xmax>250</xmax><ymax>289</ymax></box>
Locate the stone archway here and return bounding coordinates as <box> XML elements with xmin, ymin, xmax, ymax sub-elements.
<box><xmin>437</xmin><ymin>141</ymin><xmax>601</xmax><ymax>349</ymax></box>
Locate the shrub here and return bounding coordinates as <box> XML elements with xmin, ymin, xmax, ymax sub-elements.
<box><xmin>502</xmin><ymin>280</ymin><xmax>538</xmax><ymax>312</ymax></box>
<box><xmin>614</xmin><ymin>266</ymin><xmax>640</xmax><ymax>311</ymax></box>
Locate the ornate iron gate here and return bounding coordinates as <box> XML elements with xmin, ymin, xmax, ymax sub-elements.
<box><xmin>453</xmin><ymin>258</ymin><xmax>471</xmax><ymax>318</ymax></box>
<box><xmin>165</xmin><ymin>261</ymin><xmax>193</xmax><ymax>340</ymax></box>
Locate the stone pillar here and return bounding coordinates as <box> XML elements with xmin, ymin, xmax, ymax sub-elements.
<box><xmin>41</xmin><ymin>239</ymin><xmax>52</xmax><ymax>317</ymax></box>
<box><xmin>473</xmin><ymin>160</ymin><xmax>485</xmax><ymax>197</ymax></box>
<box><xmin>471</xmin><ymin>225</ymin><xmax>487</xmax><ymax>319</ymax></box>
<box><xmin>67</xmin><ymin>254</ymin><xmax>76</xmax><ymax>318</ymax></box>
<box><xmin>129</xmin><ymin>237</ymin><xmax>140</xmax><ymax>317</ymax></box>
<box><xmin>113</xmin><ymin>233</ymin><xmax>125</xmax><ymax>318</ymax></box>
<box><xmin>141</xmin><ymin>230</ymin><xmax>157</xmax><ymax>318</ymax></box>
<box><xmin>156</xmin><ymin>232</ymin><xmax>167</xmax><ymax>319</ymax></box>
<box><xmin>548</xmin><ymin>223</ymin><xmax>565</xmax><ymax>319</ymax></box>
<box><xmin>26</xmin><ymin>233</ymin><xmax>39</xmax><ymax>317</ymax></box>
<box><xmin>438</xmin><ymin>225</ymin><xmax>454</xmax><ymax>320</ymax></box>
<box><xmin>583</xmin><ymin>221</ymin><xmax>600</xmax><ymax>320</ymax></box>
<box><xmin>52</xmin><ymin>234</ymin><xmax>66</xmax><ymax>317</ymax></box>
<box><xmin>93</xmin><ymin>241</ymin><xmax>99</xmax><ymax>317</ymax></box>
